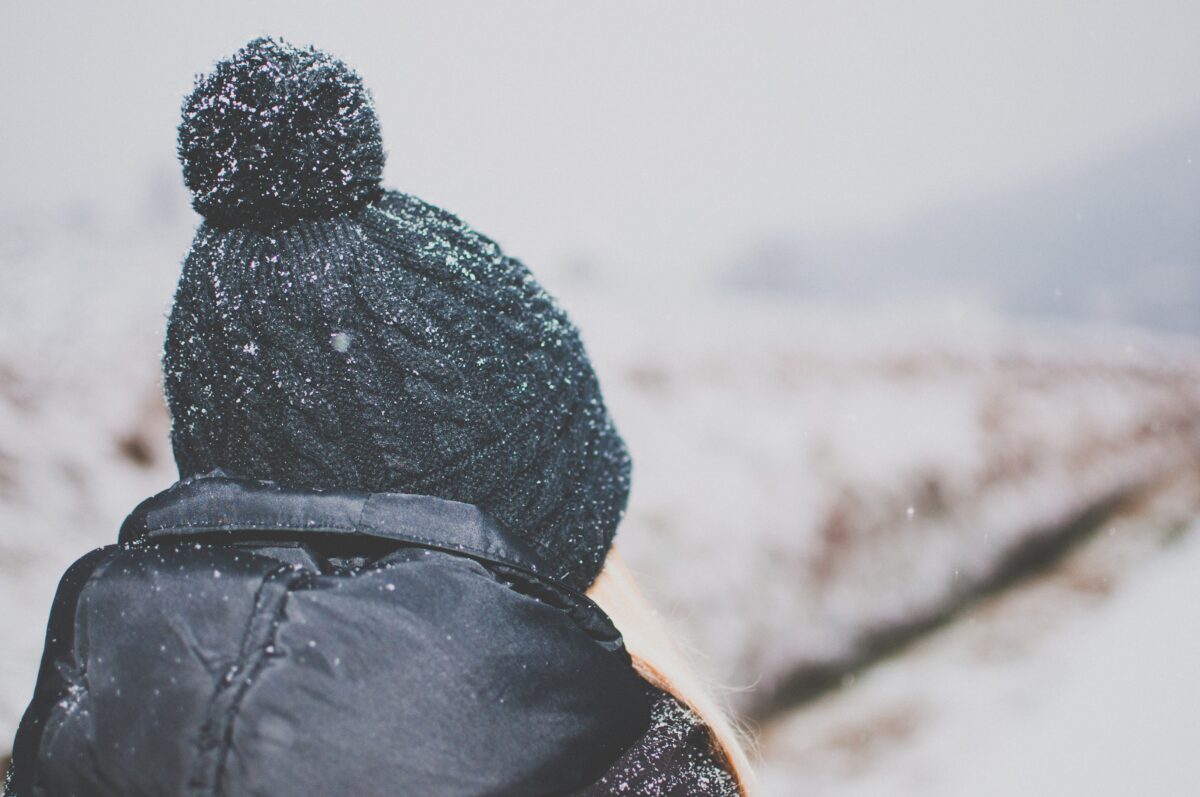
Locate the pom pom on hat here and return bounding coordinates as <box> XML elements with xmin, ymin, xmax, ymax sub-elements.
<box><xmin>178</xmin><ymin>37</ymin><xmax>385</xmax><ymax>227</ymax></box>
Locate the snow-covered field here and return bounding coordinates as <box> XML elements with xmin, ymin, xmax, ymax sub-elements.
<box><xmin>582</xmin><ymin>295</ymin><xmax>1200</xmax><ymax>709</ymax></box>
<box><xmin>2</xmin><ymin>219</ymin><xmax>1199</xmax><ymax>794</ymax></box>
<box><xmin>756</xmin><ymin>473</ymin><xmax>1200</xmax><ymax>795</ymax></box>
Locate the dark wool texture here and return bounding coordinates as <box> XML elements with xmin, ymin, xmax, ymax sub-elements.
<box><xmin>166</xmin><ymin>39</ymin><xmax>631</xmax><ymax>591</ymax></box>
<box><xmin>574</xmin><ymin>690</ymin><xmax>740</xmax><ymax>796</ymax></box>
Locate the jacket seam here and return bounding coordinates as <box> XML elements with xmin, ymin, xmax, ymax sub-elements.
<box><xmin>186</xmin><ymin>565</ymin><xmax>305</xmax><ymax>797</ymax></box>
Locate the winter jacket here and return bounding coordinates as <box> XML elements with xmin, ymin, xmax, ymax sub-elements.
<box><xmin>5</xmin><ymin>473</ymin><xmax>738</xmax><ymax>797</ymax></box>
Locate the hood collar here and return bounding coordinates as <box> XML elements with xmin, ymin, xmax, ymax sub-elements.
<box><xmin>119</xmin><ymin>470</ymin><xmax>553</xmax><ymax>581</ymax></box>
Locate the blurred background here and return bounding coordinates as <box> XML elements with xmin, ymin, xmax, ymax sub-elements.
<box><xmin>2</xmin><ymin>2</ymin><xmax>1199</xmax><ymax>793</ymax></box>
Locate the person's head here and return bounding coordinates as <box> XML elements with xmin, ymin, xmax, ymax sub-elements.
<box><xmin>165</xmin><ymin>37</ymin><xmax>629</xmax><ymax>593</ymax></box>
<box><xmin>165</xmin><ymin>37</ymin><xmax>752</xmax><ymax>792</ymax></box>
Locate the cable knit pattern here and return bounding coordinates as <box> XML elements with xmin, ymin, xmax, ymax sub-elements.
<box><xmin>164</xmin><ymin>188</ymin><xmax>630</xmax><ymax>590</ymax></box>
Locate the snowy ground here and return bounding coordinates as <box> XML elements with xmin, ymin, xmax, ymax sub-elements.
<box><xmin>2</xmin><ymin>219</ymin><xmax>1199</xmax><ymax>794</ymax></box>
<box><xmin>580</xmin><ymin>293</ymin><xmax>1200</xmax><ymax>714</ymax></box>
<box><xmin>756</xmin><ymin>472</ymin><xmax>1200</xmax><ymax>796</ymax></box>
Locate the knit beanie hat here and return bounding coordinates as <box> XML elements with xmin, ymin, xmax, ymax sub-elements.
<box><xmin>164</xmin><ymin>37</ymin><xmax>631</xmax><ymax>591</ymax></box>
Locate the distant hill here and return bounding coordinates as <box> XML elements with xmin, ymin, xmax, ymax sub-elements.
<box><xmin>727</xmin><ymin>114</ymin><xmax>1200</xmax><ymax>333</ymax></box>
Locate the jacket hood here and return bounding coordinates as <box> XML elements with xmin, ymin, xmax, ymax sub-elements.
<box><xmin>7</xmin><ymin>474</ymin><xmax>651</xmax><ymax>796</ymax></box>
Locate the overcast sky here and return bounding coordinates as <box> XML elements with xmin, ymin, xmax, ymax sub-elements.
<box><xmin>3</xmin><ymin>1</ymin><xmax>1199</xmax><ymax>286</ymax></box>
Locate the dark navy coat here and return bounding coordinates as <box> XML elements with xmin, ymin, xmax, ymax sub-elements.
<box><xmin>5</xmin><ymin>472</ymin><xmax>654</xmax><ymax>796</ymax></box>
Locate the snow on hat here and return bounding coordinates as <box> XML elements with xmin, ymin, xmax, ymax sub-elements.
<box><xmin>164</xmin><ymin>37</ymin><xmax>631</xmax><ymax>590</ymax></box>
